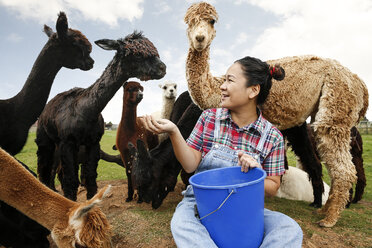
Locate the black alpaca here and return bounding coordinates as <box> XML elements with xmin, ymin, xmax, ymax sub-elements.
<box><xmin>0</xmin><ymin>12</ymin><xmax>94</xmax><ymax>248</ymax></box>
<box><xmin>36</xmin><ymin>31</ymin><xmax>166</xmax><ymax>201</ymax></box>
<box><xmin>130</xmin><ymin>91</ymin><xmax>202</xmax><ymax>209</ymax></box>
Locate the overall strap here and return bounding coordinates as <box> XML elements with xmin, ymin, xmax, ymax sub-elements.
<box><xmin>256</xmin><ymin>121</ymin><xmax>272</xmax><ymax>152</ymax></box>
<box><xmin>214</xmin><ymin>108</ymin><xmax>222</xmax><ymax>140</ymax></box>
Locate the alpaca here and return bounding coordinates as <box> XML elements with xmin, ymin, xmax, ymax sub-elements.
<box><xmin>184</xmin><ymin>2</ymin><xmax>369</xmax><ymax>227</ymax></box>
<box><xmin>155</xmin><ymin>81</ymin><xmax>178</xmax><ymax>143</ymax></box>
<box><xmin>0</xmin><ymin>12</ymin><xmax>94</xmax><ymax>156</ymax></box>
<box><xmin>0</xmin><ymin>12</ymin><xmax>94</xmax><ymax>248</ymax></box>
<box><xmin>276</xmin><ymin>166</ymin><xmax>330</xmax><ymax>205</ymax></box>
<box><xmin>36</xmin><ymin>31</ymin><xmax>166</xmax><ymax>201</ymax></box>
<box><xmin>159</xmin><ymin>81</ymin><xmax>178</xmax><ymax>120</ymax></box>
<box><xmin>132</xmin><ymin>91</ymin><xmax>202</xmax><ymax>209</ymax></box>
<box><xmin>0</xmin><ymin>148</ymin><xmax>112</xmax><ymax>248</ymax></box>
<box><xmin>116</xmin><ymin>81</ymin><xmax>159</xmax><ymax>203</ymax></box>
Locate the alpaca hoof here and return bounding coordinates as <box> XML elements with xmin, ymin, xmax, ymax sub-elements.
<box><xmin>125</xmin><ymin>197</ymin><xmax>133</xmax><ymax>202</ymax></box>
<box><xmin>309</xmin><ymin>202</ymin><xmax>322</xmax><ymax>208</ymax></box>
<box><xmin>137</xmin><ymin>199</ymin><xmax>143</xmax><ymax>204</ymax></box>
<box><xmin>317</xmin><ymin>218</ymin><xmax>336</xmax><ymax>228</ymax></box>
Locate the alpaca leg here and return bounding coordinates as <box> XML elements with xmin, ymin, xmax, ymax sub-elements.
<box><xmin>83</xmin><ymin>143</ymin><xmax>100</xmax><ymax>199</ymax></box>
<box><xmin>350</xmin><ymin>127</ymin><xmax>366</xmax><ymax>203</ymax></box>
<box><xmin>123</xmin><ymin>149</ymin><xmax>134</xmax><ymax>202</ymax></box>
<box><xmin>282</xmin><ymin>123</ymin><xmax>324</xmax><ymax>208</ymax></box>
<box><xmin>59</xmin><ymin>141</ymin><xmax>79</xmax><ymax>201</ymax></box>
<box><xmin>36</xmin><ymin>129</ymin><xmax>56</xmax><ymax>189</ymax></box>
<box><xmin>351</xmin><ymin>153</ymin><xmax>366</xmax><ymax>203</ymax></box>
<box><xmin>314</xmin><ymin>126</ymin><xmax>356</xmax><ymax>227</ymax></box>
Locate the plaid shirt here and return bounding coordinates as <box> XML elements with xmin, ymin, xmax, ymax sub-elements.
<box><xmin>186</xmin><ymin>108</ymin><xmax>285</xmax><ymax>176</ymax></box>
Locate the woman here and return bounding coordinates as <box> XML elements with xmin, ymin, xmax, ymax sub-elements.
<box><xmin>144</xmin><ymin>56</ymin><xmax>303</xmax><ymax>247</ymax></box>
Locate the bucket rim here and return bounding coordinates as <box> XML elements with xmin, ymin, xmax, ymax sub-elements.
<box><xmin>189</xmin><ymin>167</ymin><xmax>267</xmax><ymax>190</ymax></box>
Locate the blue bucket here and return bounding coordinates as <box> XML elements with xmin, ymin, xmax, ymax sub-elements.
<box><xmin>189</xmin><ymin>167</ymin><xmax>267</xmax><ymax>248</ymax></box>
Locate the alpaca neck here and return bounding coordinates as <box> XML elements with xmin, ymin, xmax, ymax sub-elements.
<box><xmin>0</xmin><ymin>148</ymin><xmax>76</xmax><ymax>231</ymax></box>
<box><xmin>80</xmin><ymin>58</ymin><xmax>128</xmax><ymax>117</ymax></box>
<box><xmin>120</xmin><ymin>102</ymin><xmax>137</xmax><ymax>131</ymax></box>
<box><xmin>10</xmin><ymin>42</ymin><xmax>62</xmax><ymax>126</ymax></box>
<box><xmin>161</xmin><ymin>97</ymin><xmax>175</xmax><ymax>120</ymax></box>
<box><xmin>186</xmin><ymin>47</ymin><xmax>221</xmax><ymax>109</ymax></box>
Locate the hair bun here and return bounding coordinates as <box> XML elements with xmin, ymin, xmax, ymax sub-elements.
<box><xmin>269</xmin><ymin>64</ymin><xmax>285</xmax><ymax>81</ymax></box>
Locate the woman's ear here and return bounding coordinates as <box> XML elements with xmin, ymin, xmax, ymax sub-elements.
<box><xmin>248</xmin><ymin>84</ymin><xmax>260</xmax><ymax>99</ymax></box>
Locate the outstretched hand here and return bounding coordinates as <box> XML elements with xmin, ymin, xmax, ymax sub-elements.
<box><xmin>238</xmin><ymin>151</ymin><xmax>261</xmax><ymax>173</ymax></box>
<box><xmin>142</xmin><ymin>115</ymin><xmax>177</xmax><ymax>135</ymax></box>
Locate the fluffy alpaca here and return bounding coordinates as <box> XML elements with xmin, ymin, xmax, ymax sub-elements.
<box><xmin>0</xmin><ymin>12</ymin><xmax>94</xmax><ymax>248</ymax></box>
<box><xmin>184</xmin><ymin>2</ymin><xmax>369</xmax><ymax>227</ymax></box>
<box><xmin>116</xmin><ymin>81</ymin><xmax>158</xmax><ymax>203</ymax></box>
<box><xmin>36</xmin><ymin>31</ymin><xmax>166</xmax><ymax>201</ymax></box>
<box><xmin>0</xmin><ymin>148</ymin><xmax>112</xmax><ymax>248</ymax></box>
<box><xmin>156</xmin><ymin>81</ymin><xmax>178</xmax><ymax>143</ymax></box>
<box><xmin>131</xmin><ymin>91</ymin><xmax>202</xmax><ymax>209</ymax></box>
<box><xmin>276</xmin><ymin>166</ymin><xmax>330</xmax><ymax>205</ymax></box>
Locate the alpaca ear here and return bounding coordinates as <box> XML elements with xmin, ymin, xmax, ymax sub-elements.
<box><xmin>72</xmin><ymin>185</ymin><xmax>112</xmax><ymax>220</ymax></box>
<box><xmin>95</xmin><ymin>39</ymin><xmax>120</xmax><ymax>51</ymax></box>
<box><xmin>44</xmin><ymin>25</ymin><xmax>54</xmax><ymax>38</ymax></box>
<box><xmin>56</xmin><ymin>11</ymin><xmax>68</xmax><ymax>40</ymax></box>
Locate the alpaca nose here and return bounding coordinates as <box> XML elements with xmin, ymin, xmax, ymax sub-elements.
<box><xmin>170</xmin><ymin>89</ymin><xmax>173</xmax><ymax>93</ymax></box>
<box><xmin>196</xmin><ymin>35</ymin><xmax>205</xmax><ymax>42</ymax></box>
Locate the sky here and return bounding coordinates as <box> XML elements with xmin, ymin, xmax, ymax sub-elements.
<box><xmin>1</xmin><ymin>0</ymin><xmax>371</xmax><ymax>124</ymax></box>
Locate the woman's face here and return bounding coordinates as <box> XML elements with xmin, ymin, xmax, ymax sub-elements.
<box><xmin>220</xmin><ymin>62</ymin><xmax>258</xmax><ymax>110</ymax></box>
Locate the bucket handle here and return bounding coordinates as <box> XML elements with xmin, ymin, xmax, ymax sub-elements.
<box><xmin>194</xmin><ymin>188</ymin><xmax>236</xmax><ymax>220</ymax></box>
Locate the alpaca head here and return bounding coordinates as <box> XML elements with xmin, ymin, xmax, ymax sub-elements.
<box><xmin>123</xmin><ymin>81</ymin><xmax>144</xmax><ymax>106</ymax></box>
<box><xmin>43</xmin><ymin>12</ymin><xmax>94</xmax><ymax>71</ymax></box>
<box><xmin>52</xmin><ymin>185</ymin><xmax>112</xmax><ymax>248</ymax></box>
<box><xmin>159</xmin><ymin>81</ymin><xmax>177</xmax><ymax>99</ymax></box>
<box><xmin>184</xmin><ymin>2</ymin><xmax>218</xmax><ymax>52</ymax></box>
<box><xmin>95</xmin><ymin>31</ymin><xmax>166</xmax><ymax>81</ymax></box>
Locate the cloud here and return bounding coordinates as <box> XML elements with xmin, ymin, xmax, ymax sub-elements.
<box><xmin>0</xmin><ymin>0</ymin><xmax>144</xmax><ymax>27</ymax></box>
<box><xmin>152</xmin><ymin>0</ymin><xmax>171</xmax><ymax>15</ymax></box>
<box><xmin>239</xmin><ymin>0</ymin><xmax>372</xmax><ymax>119</ymax></box>
<box><xmin>6</xmin><ymin>33</ymin><xmax>23</xmax><ymax>43</ymax></box>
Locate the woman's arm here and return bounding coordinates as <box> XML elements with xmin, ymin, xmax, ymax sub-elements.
<box><xmin>143</xmin><ymin>116</ymin><xmax>202</xmax><ymax>173</ymax></box>
<box><xmin>264</xmin><ymin>175</ymin><xmax>281</xmax><ymax>197</ymax></box>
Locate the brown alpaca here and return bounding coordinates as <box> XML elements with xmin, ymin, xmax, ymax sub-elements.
<box><xmin>184</xmin><ymin>2</ymin><xmax>369</xmax><ymax>227</ymax></box>
<box><xmin>0</xmin><ymin>148</ymin><xmax>112</xmax><ymax>248</ymax></box>
<box><xmin>116</xmin><ymin>81</ymin><xmax>158</xmax><ymax>203</ymax></box>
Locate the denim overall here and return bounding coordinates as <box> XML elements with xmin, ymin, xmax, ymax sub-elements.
<box><xmin>184</xmin><ymin>108</ymin><xmax>272</xmax><ymax>197</ymax></box>
<box><xmin>171</xmin><ymin>108</ymin><xmax>303</xmax><ymax>248</ymax></box>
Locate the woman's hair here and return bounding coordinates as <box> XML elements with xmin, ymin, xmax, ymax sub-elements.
<box><xmin>235</xmin><ymin>56</ymin><xmax>285</xmax><ymax>105</ymax></box>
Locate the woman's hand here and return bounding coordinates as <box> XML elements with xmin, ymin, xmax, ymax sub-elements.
<box><xmin>142</xmin><ymin>115</ymin><xmax>177</xmax><ymax>135</ymax></box>
<box><xmin>238</xmin><ymin>151</ymin><xmax>261</xmax><ymax>173</ymax></box>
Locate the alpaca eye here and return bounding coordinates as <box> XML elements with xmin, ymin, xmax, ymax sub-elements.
<box><xmin>210</xmin><ymin>19</ymin><xmax>215</xmax><ymax>25</ymax></box>
<box><xmin>174</xmin><ymin>85</ymin><xmax>177</xmax><ymax>89</ymax></box>
<box><xmin>163</xmin><ymin>86</ymin><xmax>167</xmax><ymax>90</ymax></box>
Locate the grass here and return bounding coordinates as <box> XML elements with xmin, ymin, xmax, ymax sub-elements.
<box><xmin>14</xmin><ymin>131</ymin><xmax>372</xmax><ymax>247</ymax></box>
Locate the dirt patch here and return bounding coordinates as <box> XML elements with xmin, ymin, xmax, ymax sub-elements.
<box><xmin>45</xmin><ymin>180</ymin><xmax>369</xmax><ymax>248</ymax></box>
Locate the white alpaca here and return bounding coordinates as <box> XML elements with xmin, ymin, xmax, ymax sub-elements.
<box><xmin>276</xmin><ymin>166</ymin><xmax>330</xmax><ymax>205</ymax></box>
<box><xmin>152</xmin><ymin>81</ymin><xmax>178</xmax><ymax>142</ymax></box>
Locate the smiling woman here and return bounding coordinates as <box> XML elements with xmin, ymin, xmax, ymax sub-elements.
<box><xmin>141</xmin><ymin>55</ymin><xmax>303</xmax><ymax>247</ymax></box>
